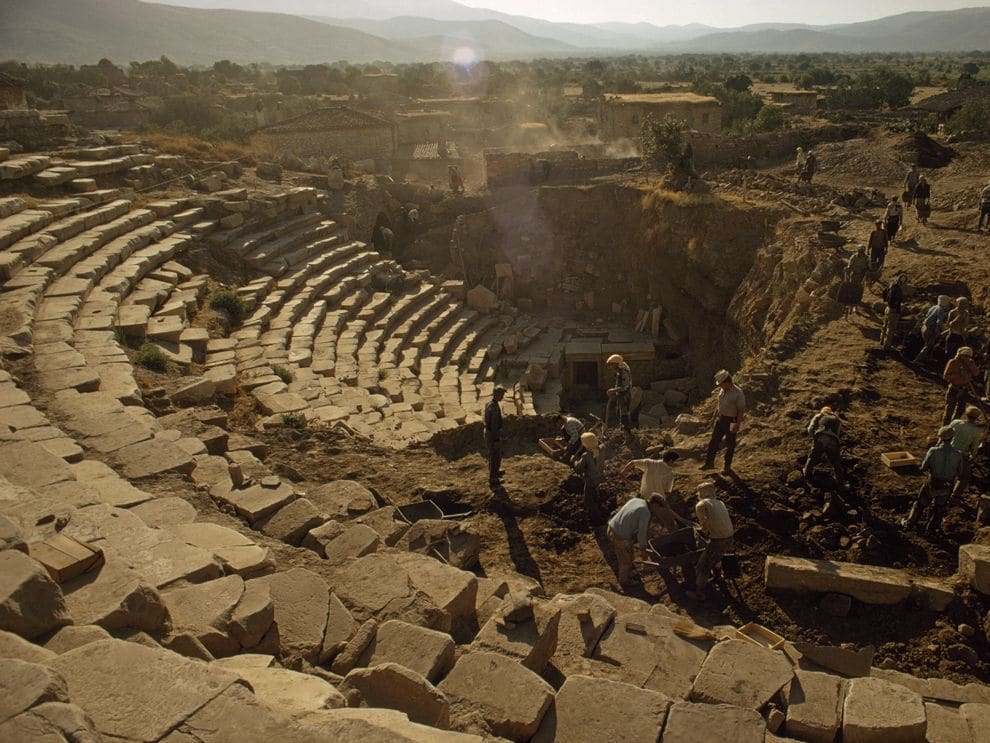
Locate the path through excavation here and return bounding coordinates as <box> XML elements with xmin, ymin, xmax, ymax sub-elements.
<box><xmin>1</xmin><ymin>129</ymin><xmax>989</xmax><ymax>742</ymax></box>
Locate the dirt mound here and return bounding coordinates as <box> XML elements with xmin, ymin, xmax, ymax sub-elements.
<box><xmin>891</xmin><ymin>133</ymin><xmax>955</xmax><ymax>168</ymax></box>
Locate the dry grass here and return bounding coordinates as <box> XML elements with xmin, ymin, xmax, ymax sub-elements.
<box><xmin>125</xmin><ymin>132</ymin><xmax>256</xmax><ymax>162</ymax></box>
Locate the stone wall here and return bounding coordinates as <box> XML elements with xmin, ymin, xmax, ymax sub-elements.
<box><xmin>483</xmin><ymin>149</ymin><xmax>639</xmax><ymax>187</ymax></box>
<box><xmin>253</xmin><ymin>126</ymin><xmax>396</xmax><ymax>164</ymax></box>
<box><xmin>0</xmin><ymin>85</ymin><xmax>27</xmax><ymax>110</ymax></box>
<box><xmin>686</xmin><ymin>123</ymin><xmax>866</xmax><ymax>168</ymax></box>
<box><xmin>0</xmin><ymin>109</ymin><xmax>73</xmax><ymax>151</ymax></box>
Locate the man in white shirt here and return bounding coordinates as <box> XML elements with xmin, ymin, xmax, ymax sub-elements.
<box><xmin>686</xmin><ymin>481</ymin><xmax>735</xmax><ymax>601</ymax></box>
<box><xmin>620</xmin><ymin>450</ymin><xmax>679</xmax><ymax>499</ymax></box>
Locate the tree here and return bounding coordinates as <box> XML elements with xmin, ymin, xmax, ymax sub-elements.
<box><xmin>724</xmin><ymin>74</ymin><xmax>752</xmax><ymax>92</ymax></box>
<box><xmin>947</xmin><ymin>99</ymin><xmax>990</xmax><ymax>135</ymax></box>
<box><xmin>751</xmin><ymin>104</ymin><xmax>788</xmax><ymax>132</ymax></box>
<box><xmin>642</xmin><ymin>114</ymin><xmax>685</xmax><ymax>171</ymax></box>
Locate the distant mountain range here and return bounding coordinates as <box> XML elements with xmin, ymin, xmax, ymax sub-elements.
<box><xmin>1</xmin><ymin>0</ymin><xmax>989</xmax><ymax>66</ymax></box>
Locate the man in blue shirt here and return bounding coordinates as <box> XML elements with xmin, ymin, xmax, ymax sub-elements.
<box><xmin>913</xmin><ymin>295</ymin><xmax>951</xmax><ymax>363</ymax></box>
<box><xmin>902</xmin><ymin>426</ymin><xmax>967</xmax><ymax>534</ymax></box>
<box><xmin>607</xmin><ymin>494</ymin><xmax>669</xmax><ymax>587</ymax></box>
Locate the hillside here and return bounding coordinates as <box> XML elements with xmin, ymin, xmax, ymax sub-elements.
<box><xmin>0</xmin><ymin>0</ymin><xmax>416</xmax><ymax>65</ymax></box>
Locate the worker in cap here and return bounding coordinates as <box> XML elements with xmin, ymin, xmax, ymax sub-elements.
<box><xmin>943</xmin><ymin>296</ymin><xmax>971</xmax><ymax>358</ymax></box>
<box><xmin>606</xmin><ymin>354</ymin><xmax>633</xmax><ymax>432</ymax></box>
<box><xmin>913</xmin><ymin>295</ymin><xmax>952</xmax><ymax>363</ymax></box>
<box><xmin>948</xmin><ymin>405</ymin><xmax>984</xmax><ymax>461</ymax></box>
<box><xmin>704</xmin><ymin>370</ymin><xmax>745</xmax><ymax>474</ymax></box>
<box><xmin>573</xmin><ymin>432</ymin><xmax>605</xmax><ymax>525</ymax></box>
<box><xmin>554</xmin><ymin>412</ymin><xmax>585</xmax><ymax>463</ymax></box>
<box><xmin>484</xmin><ymin>387</ymin><xmax>506</xmax><ymax>489</ymax></box>
<box><xmin>942</xmin><ymin>346</ymin><xmax>979</xmax><ymax>425</ymax></box>
<box><xmin>686</xmin><ymin>481</ymin><xmax>735</xmax><ymax>601</ymax></box>
<box><xmin>902</xmin><ymin>425</ymin><xmax>967</xmax><ymax>535</ymax></box>
<box><xmin>804</xmin><ymin>405</ymin><xmax>845</xmax><ymax>485</ymax></box>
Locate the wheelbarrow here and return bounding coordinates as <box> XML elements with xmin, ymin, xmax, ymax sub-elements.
<box><xmin>635</xmin><ymin>528</ymin><xmax>741</xmax><ymax>589</ymax></box>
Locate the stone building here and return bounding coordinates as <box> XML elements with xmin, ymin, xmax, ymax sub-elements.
<box><xmin>395</xmin><ymin>111</ymin><xmax>452</xmax><ymax>145</ymax></box>
<box><xmin>252</xmin><ymin>107</ymin><xmax>398</xmax><ymax>165</ymax></box>
<box><xmin>599</xmin><ymin>93</ymin><xmax>721</xmax><ymax>141</ymax></box>
<box><xmin>0</xmin><ymin>72</ymin><xmax>27</xmax><ymax>110</ymax></box>
<box><xmin>766</xmin><ymin>90</ymin><xmax>819</xmax><ymax>116</ymax></box>
<box><xmin>63</xmin><ymin>87</ymin><xmax>151</xmax><ymax>129</ymax></box>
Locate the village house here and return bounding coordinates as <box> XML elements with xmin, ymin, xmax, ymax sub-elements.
<box><xmin>252</xmin><ymin>106</ymin><xmax>398</xmax><ymax>165</ymax></box>
<box><xmin>395</xmin><ymin>110</ymin><xmax>453</xmax><ymax>145</ymax></box>
<box><xmin>599</xmin><ymin>93</ymin><xmax>722</xmax><ymax>141</ymax></box>
<box><xmin>766</xmin><ymin>89</ymin><xmax>819</xmax><ymax>116</ymax></box>
<box><xmin>0</xmin><ymin>71</ymin><xmax>28</xmax><ymax>110</ymax></box>
<box><xmin>905</xmin><ymin>85</ymin><xmax>990</xmax><ymax>125</ymax></box>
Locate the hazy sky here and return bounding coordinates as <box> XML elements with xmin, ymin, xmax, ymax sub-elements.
<box><xmin>459</xmin><ymin>0</ymin><xmax>987</xmax><ymax>27</ymax></box>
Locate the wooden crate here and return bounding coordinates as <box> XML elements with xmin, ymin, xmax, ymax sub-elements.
<box><xmin>28</xmin><ymin>534</ymin><xmax>104</xmax><ymax>583</ymax></box>
<box><xmin>538</xmin><ymin>437</ymin><xmax>566</xmax><ymax>457</ymax></box>
<box><xmin>735</xmin><ymin>622</ymin><xmax>785</xmax><ymax>651</ymax></box>
<box><xmin>881</xmin><ymin>451</ymin><xmax>920</xmax><ymax>469</ymax></box>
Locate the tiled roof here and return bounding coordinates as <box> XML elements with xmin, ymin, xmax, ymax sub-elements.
<box><xmin>259</xmin><ymin>106</ymin><xmax>394</xmax><ymax>133</ymax></box>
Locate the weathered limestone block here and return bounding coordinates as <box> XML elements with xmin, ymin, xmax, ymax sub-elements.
<box><xmin>0</xmin><ymin>628</ymin><xmax>56</xmax><ymax>663</ymax></box>
<box><xmin>298</xmin><ymin>707</ymin><xmax>481</xmax><ymax>741</ymax></box>
<box><xmin>545</xmin><ymin>592</ymin><xmax>615</xmax><ymax>668</ymax></box>
<box><xmin>662</xmin><ymin>701</ymin><xmax>766</xmax><ymax>743</ymax></box>
<box><xmin>471</xmin><ymin>594</ymin><xmax>560</xmax><ymax>673</ymax></box>
<box><xmin>42</xmin><ymin>624</ymin><xmax>111</xmax><ymax>654</ymax></box>
<box><xmin>322</xmin><ymin>592</ymin><xmax>358</xmax><ymax>662</ymax></box>
<box><xmin>330</xmin><ymin>618</ymin><xmax>377</xmax><ymax>676</ymax></box>
<box><xmin>439</xmin><ymin>651</ymin><xmax>554</xmax><ymax>741</ymax></box>
<box><xmin>172</xmin><ymin>378</ymin><xmax>216</xmax><ymax>406</ymax></box>
<box><xmin>304</xmin><ymin>521</ymin><xmax>380</xmax><ymax>563</ymax></box>
<box><xmin>168</xmin><ymin>521</ymin><xmax>273</xmax><ymax>577</ymax></box>
<box><xmin>306</xmin><ymin>479</ymin><xmax>378</xmax><ymax>520</ymax></box>
<box><xmin>249</xmin><ymin>568</ymin><xmax>330</xmax><ymax>663</ymax></box>
<box><xmin>593</xmin><ymin>609</ymin><xmax>710</xmax><ymax>699</ymax></box>
<box><xmin>257</xmin><ymin>498</ymin><xmax>325</xmax><ymax>546</ymax></box>
<box><xmin>60</xmin><ymin>554</ymin><xmax>168</xmax><ymax>633</ymax></box>
<box><xmin>358</xmin><ymin>619</ymin><xmax>455</xmax><ymax>683</ymax></box>
<box><xmin>164</xmin><ymin>682</ymin><xmax>318</xmax><ymax>743</ymax></box>
<box><xmin>393</xmin><ymin>552</ymin><xmax>478</xmax><ymax>639</ymax></box>
<box><xmin>333</xmin><ymin>553</ymin><xmax>448</xmax><ymax>632</ymax></box>
<box><xmin>783</xmin><ymin>669</ymin><xmax>846</xmax><ymax>743</ymax></box>
<box><xmin>690</xmin><ymin>639</ymin><xmax>794</xmax><ymax>709</ymax></box>
<box><xmin>765</xmin><ymin>555</ymin><xmax>954</xmax><ymax>610</ymax></box>
<box><xmin>0</xmin><ymin>657</ymin><xmax>69</xmax><ymax>724</ymax></box>
<box><xmin>923</xmin><ymin>702</ymin><xmax>971</xmax><ymax>743</ymax></box>
<box><xmin>128</xmin><ymin>496</ymin><xmax>197</xmax><ymax>528</ymax></box>
<box><xmin>231</xmin><ymin>665</ymin><xmax>346</xmax><ymax>718</ymax></box>
<box><xmin>230</xmin><ymin>577</ymin><xmax>275</xmax><ymax>650</ymax></box>
<box><xmin>961</xmin><ymin>702</ymin><xmax>990</xmax><ymax>740</ymax></box>
<box><xmin>341</xmin><ymin>662</ymin><xmax>450</xmax><ymax>728</ymax></box>
<box><xmin>0</xmin><ymin>700</ymin><xmax>102</xmax><ymax>742</ymax></box>
<box><xmin>48</xmin><ymin>639</ymin><xmax>238</xmax><ymax>741</ymax></box>
<box><xmin>533</xmin><ymin>674</ymin><xmax>670</xmax><ymax>743</ymax></box>
<box><xmin>958</xmin><ymin>544</ymin><xmax>990</xmax><ymax>596</ymax></box>
<box><xmin>841</xmin><ymin>677</ymin><xmax>926</xmax><ymax>743</ymax></box>
<box><xmin>212</xmin><ymin>479</ymin><xmax>296</xmax><ymax>524</ymax></box>
<box><xmin>163</xmin><ymin>574</ymin><xmax>244</xmax><ymax>658</ymax></box>
<box><xmin>0</xmin><ymin>550</ymin><xmax>71</xmax><ymax>639</ymax></box>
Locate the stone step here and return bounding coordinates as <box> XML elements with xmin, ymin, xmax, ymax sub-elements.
<box><xmin>764</xmin><ymin>555</ymin><xmax>954</xmax><ymax>610</ymax></box>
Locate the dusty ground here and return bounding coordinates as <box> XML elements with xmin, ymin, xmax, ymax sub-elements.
<box><xmin>118</xmin><ymin>128</ymin><xmax>989</xmax><ymax>685</ymax></box>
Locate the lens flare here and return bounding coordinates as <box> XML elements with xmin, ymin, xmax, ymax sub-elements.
<box><xmin>451</xmin><ymin>45</ymin><xmax>478</xmax><ymax>68</ymax></box>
